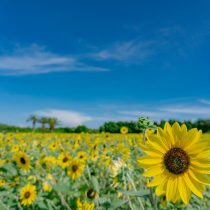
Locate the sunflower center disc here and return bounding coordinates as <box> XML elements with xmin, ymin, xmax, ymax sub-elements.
<box><xmin>72</xmin><ymin>165</ymin><xmax>78</xmax><ymax>172</ymax></box>
<box><xmin>87</xmin><ymin>189</ymin><xmax>96</xmax><ymax>199</ymax></box>
<box><xmin>63</xmin><ymin>157</ymin><xmax>68</xmax><ymax>163</ymax></box>
<box><xmin>20</xmin><ymin>157</ymin><xmax>26</xmax><ymax>164</ymax></box>
<box><xmin>24</xmin><ymin>192</ymin><xmax>31</xmax><ymax>199</ymax></box>
<box><xmin>164</xmin><ymin>147</ymin><xmax>190</xmax><ymax>174</ymax></box>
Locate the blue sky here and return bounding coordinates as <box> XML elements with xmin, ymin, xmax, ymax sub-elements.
<box><xmin>0</xmin><ymin>0</ymin><xmax>210</xmax><ymax>127</ymax></box>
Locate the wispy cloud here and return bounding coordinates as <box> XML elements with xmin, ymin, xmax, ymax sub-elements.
<box><xmin>119</xmin><ymin>99</ymin><xmax>210</xmax><ymax>122</ymax></box>
<box><xmin>89</xmin><ymin>39</ymin><xmax>157</xmax><ymax>63</ymax></box>
<box><xmin>0</xmin><ymin>44</ymin><xmax>108</xmax><ymax>75</ymax></box>
<box><xmin>35</xmin><ymin>109</ymin><xmax>93</xmax><ymax>126</ymax></box>
<box><xmin>160</xmin><ymin>106</ymin><xmax>210</xmax><ymax>115</ymax></box>
<box><xmin>199</xmin><ymin>99</ymin><xmax>210</xmax><ymax>105</ymax></box>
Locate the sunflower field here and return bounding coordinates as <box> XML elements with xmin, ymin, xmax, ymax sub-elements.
<box><xmin>0</xmin><ymin>122</ymin><xmax>210</xmax><ymax>210</ymax></box>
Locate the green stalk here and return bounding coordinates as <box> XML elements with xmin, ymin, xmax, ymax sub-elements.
<box><xmin>142</xmin><ymin>129</ymin><xmax>158</xmax><ymax>210</ymax></box>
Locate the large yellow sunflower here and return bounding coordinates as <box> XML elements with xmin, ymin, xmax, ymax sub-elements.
<box><xmin>14</xmin><ymin>151</ymin><xmax>31</xmax><ymax>170</ymax></box>
<box><xmin>138</xmin><ymin>122</ymin><xmax>210</xmax><ymax>204</ymax></box>
<box><xmin>20</xmin><ymin>184</ymin><xmax>37</xmax><ymax>206</ymax></box>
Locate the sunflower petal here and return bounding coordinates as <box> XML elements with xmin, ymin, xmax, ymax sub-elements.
<box><xmin>189</xmin><ymin>170</ymin><xmax>210</xmax><ymax>186</ymax></box>
<box><xmin>183</xmin><ymin>172</ymin><xmax>203</xmax><ymax>198</ymax></box>
<box><xmin>137</xmin><ymin>156</ymin><xmax>162</xmax><ymax>167</ymax></box>
<box><xmin>178</xmin><ymin>175</ymin><xmax>191</xmax><ymax>205</ymax></box>
<box><xmin>147</xmin><ymin>174</ymin><xmax>165</xmax><ymax>187</ymax></box>
<box><xmin>143</xmin><ymin>164</ymin><xmax>164</xmax><ymax>177</ymax></box>
<box><xmin>166</xmin><ymin>176</ymin><xmax>177</xmax><ymax>202</ymax></box>
<box><xmin>155</xmin><ymin>178</ymin><xmax>167</xmax><ymax>196</ymax></box>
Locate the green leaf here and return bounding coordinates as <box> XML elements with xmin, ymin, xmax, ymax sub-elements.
<box><xmin>108</xmin><ymin>199</ymin><xmax>128</xmax><ymax>210</ymax></box>
<box><xmin>120</xmin><ymin>190</ymin><xmax>150</xmax><ymax>197</ymax></box>
<box><xmin>1</xmin><ymin>163</ymin><xmax>17</xmax><ymax>177</ymax></box>
<box><xmin>91</xmin><ymin>176</ymin><xmax>100</xmax><ymax>193</ymax></box>
<box><xmin>36</xmin><ymin>200</ymin><xmax>48</xmax><ymax>210</ymax></box>
<box><xmin>53</xmin><ymin>183</ymin><xmax>69</xmax><ymax>193</ymax></box>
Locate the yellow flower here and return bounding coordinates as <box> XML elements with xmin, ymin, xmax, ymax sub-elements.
<box><xmin>27</xmin><ymin>175</ymin><xmax>37</xmax><ymax>184</ymax></box>
<box><xmin>109</xmin><ymin>159</ymin><xmax>125</xmax><ymax>177</ymax></box>
<box><xmin>0</xmin><ymin>179</ymin><xmax>5</xmax><ymax>188</ymax></box>
<box><xmin>0</xmin><ymin>159</ymin><xmax>6</xmax><ymax>167</ymax></box>
<box><xmin>20</xmin><ymin>184</ymin><xmax>37</xmax><ymax>206</ymax></box>
<box><xmin>90</xmin><ymin>151</ymin><xmax>98</xmax><ymax>162</ymax></box>
<box><xmin>120</xmin><ymin>126</ymin><xmax>128</xmax><ymax>134</ymax></box>
<box><xmin>43</xmin><ymin>181</ymin><xmax>52</xmax><ymax>192</ymax></box>
<box><xmin>67</xmin><ymin>158</ymin><xmax>84</xmax><ymax>180</ymax></box>
<box><xmin>57</xmin><ymin>152</ymin><xmax>72</xmax><ymax>168</ymax></box>
<box><xmin>138</xmin><ymin>122</ymin><xmax>210</xmax><ymax>204</ymax></box>
<box><xmin>77</xmin><ymin>151</ymin><xmax>88</xmax><ymax>162</ymax></box>
<box><xmin>49</xmin><ymin>142</ymin><xmax>59</xmax><ymax>151</ymax></box>
<box><xmin>77</xmin><ymin>199</ymin><xmax>94</xmax><ymax>210</ymax></box>
<box><xmin>11</xmin><ymin>144</ymin><xmax>19</xmax><ymax>152</ymax></box>
<box><xmin>14</xmin><ymin>151</ymin><xmax>30</xmax><ymax>170</ymax></box>
<box><xmin>42</xmin><ymin>156</ymin><xmax>57</xmax><ymax>167</ymax></box>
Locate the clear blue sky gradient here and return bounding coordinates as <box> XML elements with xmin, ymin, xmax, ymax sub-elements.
<box><xmin>0</xmin><ymin>0</ymin><xmax>210</xmax><ymax>127</ymax></box>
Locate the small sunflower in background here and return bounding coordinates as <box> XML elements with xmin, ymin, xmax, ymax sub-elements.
<box><xmin>48</xmin><ymin>142</ymin><xmax>59</xmax><ymax>151</ymax></box>
<box><xmin>14</xmin><ymin>151</ymin><xmax>30</xmax><ymax>170</ymax></box>
<box><xmin>67</xmin><ymin>158</ymin><xmax>84</xmax><ymax>180</ymax></box>
<box><xmin>138</xmin><ymin>122</ymin><xmax>210</xmax><ymax>205</ymax></box>
<box><xmin>0</xmin><ymin>179</ymin><xmax>5</xmax><ymax>188</ymax></box>
<box><xmin>57</xmin><ymin>152</ymin><xmax>72</xmax><ymax>168</ymax></box>
<box><xmin>104</xmin><ymin>132</ymin><xmax>111</xmax><ymax>139</ymax></box>
<box><xmin>20</xmin><ymin>184</ymin><xmax>37</xmax><ymax>206</ymax></box>
<box><xmin>11</xmin><ymin>144</ymin><xmax>19</xmax><ymax>152</ymax></box>
<box><xmin>42</xmin><ymin>181</ymin><xmax>52</xmax><ymax>192</ymax></box>
<box><xmin>77</xmin><ymin>151</ymin><xmax>88</xmax><ymax>162</ymax></box>
<box><xmin>77</xmin><ymin>199</ymin><xmax>95</xmax><ymax>210</ymax></box>
<box><xmin>120</xmin><ymin>126</ymin><xmax>128</xmax><ymax>134</ymax></box>
<box><xmin>86</xmin><ymin>188</ymin><xmax>98</xmax><ymax>199</ymax></box>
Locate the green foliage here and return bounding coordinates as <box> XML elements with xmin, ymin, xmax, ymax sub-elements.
<box><xmin>1</xmin><ymin>118</ymin><xmax>210</xmax><ymax>133</ymax></box>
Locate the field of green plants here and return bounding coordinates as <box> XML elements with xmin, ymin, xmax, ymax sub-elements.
<box><xmin>0</xmin><ymin>123</ymin><xmax>210</xmax><ymax>210</ymax></box>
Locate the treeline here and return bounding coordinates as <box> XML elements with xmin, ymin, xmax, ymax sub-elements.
<box><xmin>0</xmin><ymin>119</ymin><xmax>210</xmax><ymax>133</ymax></box>
<box><xmin>99</xmin><ymin>119</ymin><xmax>210</xmax><ymax>133</ymax></box>
<box><xmin>0</xmin><ymin>124</ymin><xmax>98</xmax><ymax>133</ymax></box>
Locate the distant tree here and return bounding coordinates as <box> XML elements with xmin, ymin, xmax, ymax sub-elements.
<box><xmin>27</xmin><ymin>115</ymin><xmax>38</xmax><ymax>132</ymax></box>
<box><xmin>38</xmin><ymin>117</ymin><xmax>48</xmax><ymax>132</ymax></box>
<box><xmin>74</xmin><ymin>125</ymin><xmax>89</xmax><ymax>133</ymax></box>
<box><xmin>196</xmin><ymin>119</ymin><xmax>210</xmax><ymax>133</ymax></box>
<box><xmin>47</xmin><ymin>117</ymin><xmax>59</xmax><ymax>133</ymax></box>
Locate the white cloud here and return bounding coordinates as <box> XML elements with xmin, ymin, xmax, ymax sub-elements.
<box><xmin>0</xmin><ymin>44</ymin><xmax>108</xmax><ymax>75</ymax></box>
<box><xmin>90</xmin><ymin>40</ymin><xmax>156</xmax><ymax>62</ymax></box>
<box><xmin>119</xmin><ymin>110</ymin><xmax>164</xmax><ymax>117</ymax></box>
<box><xmin>199</xmin><ymin>99</ymin><xmax>210</xmax><ymax>105</ymax></box>
<box><xmin>119</xmin><ymin>101</ymin><xmax>210</xmax><ymax>122</ymax></box>
<box><xmin>35</xmin><ymin>109</ymin><xmax>93</xmax><ymax>126</ymax></box>
<box><xmin>160</xmin><ymin>106</ymin><xmax>210</xmax><ymax>115</ymax></box>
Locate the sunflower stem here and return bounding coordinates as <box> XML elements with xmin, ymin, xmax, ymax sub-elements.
<box><xmin>142</xmin><ymin>129</ymin><xmax>158</xmax><ymax>210</ymax></box>
<box><xmin>126</xmin><ymin>172</ymin><xmax>145</xmax><ymax>210</ymax></box>
<box><xmin>57</xmin><ymin>192</ymin><xmax>72</xmax><ymax>210</ymax></box>
<box><xmin>14</xmin><ymin>195</ymin><xmax>23</xmax><ymax>210</ymax></box>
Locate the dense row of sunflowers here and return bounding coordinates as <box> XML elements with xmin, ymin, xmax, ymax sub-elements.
<box><xmin>0</xmin><ymin>122</ymin><xmax>210</xmax><ymax>209</ymax></box>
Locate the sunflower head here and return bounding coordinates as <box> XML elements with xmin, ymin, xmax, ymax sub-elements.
<box><xmin>77</xmin><ymin>199</ymin><xmax>95</xmax><ymax>210</ymax></box>
<box><xmin>14</xmin><ymin>151</ymin><xmax>30</xmax><ymax>171</ymax></box>
<box><xmin>87</xmin><ymin>188</ymin><xmax>98</xmax><ymax>199</ymax></box>
<box><xmin>20</xmin><ymin>184</ymin><xmax>37</xmax><ymax>206</ymax></box>
<box><xmin>138</xmin><ymin>122</ymin><xmax>210</xmax><ymax>205</ymax></box>
<box><xmin>57</xmin><ymin>152</ymin><xmax>72</xmax><ymax>168</ymax></box>
<box><xmin>120</xmin><ymin>127</ymin><xmax>128</xmax><ymax>134</ymax></box>
<box><xmin>67</xmin><ymin>158</ymin><xmax>85</xmax><ymax>180</ymax></box>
